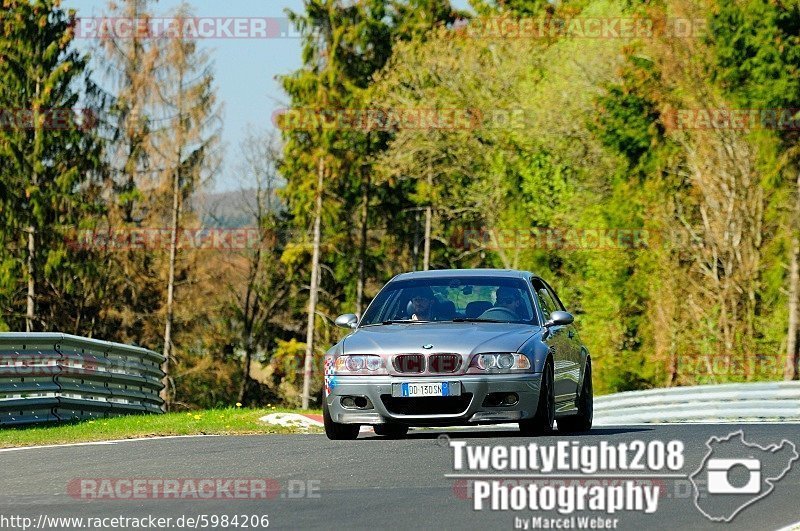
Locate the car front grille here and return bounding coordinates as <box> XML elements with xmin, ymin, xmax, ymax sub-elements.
<box><xmin>380</xmin><ymin>393</ymin><xmax>473</xmax><ymax>415</ymax></box>
<box><xmin>429</xmin><ymin>354</ymin><xmax>461</xmax><ymax>373</ymax></box>
<box><xmin>393</xmin><ymin>354</ymin><xmax>425</xmax><ymax>373</ymax></box>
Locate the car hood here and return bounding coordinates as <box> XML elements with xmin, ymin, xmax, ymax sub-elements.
<box><xmin>343</xmin><ymin>322</ymin><xmax>539</xmax><ymax>356</ymax></box>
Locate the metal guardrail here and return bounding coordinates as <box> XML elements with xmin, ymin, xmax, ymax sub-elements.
<box><xmin>0</xmin><ymin>332</ymin><xmax>165</xmax><ymax>426</ymax></box>
<box><xmin>594</xmin><ymin>381</ymin><xmax>800</xmax><ymax>425</ymax></box>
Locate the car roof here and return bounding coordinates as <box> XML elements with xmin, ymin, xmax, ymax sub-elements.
<box><xmin>392</xmin><ymin>268</ymin><xmax>535</xmax><ymax>281</ymax></box>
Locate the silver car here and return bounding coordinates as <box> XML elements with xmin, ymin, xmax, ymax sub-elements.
<box><xmin>322</xmin><ymin>269</ymin><xmax>592</xmax><ymax>439</ymax></box>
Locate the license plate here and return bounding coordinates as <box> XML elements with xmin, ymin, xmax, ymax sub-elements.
<box><xmin>393</xmin><ymin>382</ymin><xmax>460</xmax><ymax>397</ymax></box>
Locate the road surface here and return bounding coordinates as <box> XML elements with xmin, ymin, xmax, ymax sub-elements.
<box><xmin>1</xmin><ymin>424</ymin><xmax>798</xmax><ymax>530</ymax></box>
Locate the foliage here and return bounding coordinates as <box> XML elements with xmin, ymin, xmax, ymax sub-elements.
<box><xmin>1</xmin><ymin>0</ymin><xmax>799</xmax><ymax>409</ymax></box>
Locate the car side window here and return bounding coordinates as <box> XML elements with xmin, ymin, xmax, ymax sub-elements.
<box><xmin>543</xmin><ymin>282</ymin><xmax>566</xmax><ymax>312</ymax></box>
<box><xmin>538</xmin><ymin>290</ymin><xmax>557</xmax><ymax>317</ymax></box>
<box><xmin>531</xmin><ymin>280</ymin><xmax>556</xmax><ymax>318</ymax></box>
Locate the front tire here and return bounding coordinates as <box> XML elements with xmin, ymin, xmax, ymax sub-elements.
<box><xmin>557</xmin><ymin>358</ymin><xmax>593</xmax><ymax>433</ymax></box>
<box><xmin>519</xmin><ymin>359</ymin><xmax>554</xmax><ymax>436</ymax></box>
<box><xmin>323</xmin><ymin>397</ymin><xmax>359</xmax><ymax>440</ymax></box>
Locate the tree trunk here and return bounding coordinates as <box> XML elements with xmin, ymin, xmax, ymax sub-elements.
<box><xmin>301</xmin><ymin>156</ymin><xmax>324</xmax><ymax>409</ymax></box>
<box><xmin>785</xmin><ymin>239</ymin><xmax>799</xmax><ymax>380</ymax></box>
<box><xmin>356</xmin><ymin>166</ymin><xmax>369</xmax><ymax>317</ymax></box>
<box><xmin>161</xmin><ymin>77</ymin><xmax>184</xmax><ymax>409</ymax></box>
<box><xmin>26</xmin><ymin>226</ymin><xmax>35</xmax><ymax>332</ymax></box>
<box><xmin>785</xmin><ymin>170</ymin><xmax>800</xmax><ymax>380</ymax></box>
<box><xmin>238</xmin><ymin>333</ymin><xmax>253</xmax><ymax>403</ymax></box>
<box><xmin>423</xmin><ymin>165</ymin><xmax>433</xmax><ymax>271</ymax></box>
<box><xmin>26</xmin><ymin>80</ymin><xmax>42</xmax><ymax>332</ymax></box>
<box><xmin>412</xmin><ymin>210</ymin><xmax>420</xmax><ymax>271</ymax></box>
<box><xmin>238</xmin><ymin>244</ymin><xmax>261</xmax><ymax>403</ymax></box>
<box><xmin>161</xmin><ymin>162</ymin><xmax>180</xmax><ymax>409</ymax></box>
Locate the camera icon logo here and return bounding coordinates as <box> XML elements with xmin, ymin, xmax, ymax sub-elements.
<box><xmin>690</xmin><ymin>431</ymin><xmax>798</xmax><ymax>522</ymax></box>
<box><xmin>706</xmin><ymin>458</ymin><xmax>760</xmax><ymax>494</ymax></box>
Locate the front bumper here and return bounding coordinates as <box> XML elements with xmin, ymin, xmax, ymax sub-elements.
<box><xmin>326</xmin><ymin>373</ymin><xmax>542</xmax><ymax>426</ymax></box>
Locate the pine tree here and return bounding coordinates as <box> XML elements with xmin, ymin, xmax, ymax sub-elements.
<box><xmin>100</xmin><ymin>0</ymin><xmax>160</xmax><ymax>223</ymax></box>
<box><xmin>281</xmin><ymin>0</ymin><xmax>461</xmax><ymax>408</ymax></box>
<box><xmin>149</xmin><ymin>2</ymin><xmax>221</xmax><ymax>407</ymax></box>
<box><xmin>0</xmin><ymin>0</ymin><xmax>103</xmax><ymax>332</ymax></box>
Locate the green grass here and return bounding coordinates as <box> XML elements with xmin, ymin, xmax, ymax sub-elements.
<box><xmin>0</xmin><ymin>407</ymin><xmax>323</xmax><ymax>448</ymax></box>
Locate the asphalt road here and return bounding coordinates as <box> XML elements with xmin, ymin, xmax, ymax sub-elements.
<box><xmin>1</xmin><ymin>424</ymin><xmax>798</xmax><ymax>530</ymax></box>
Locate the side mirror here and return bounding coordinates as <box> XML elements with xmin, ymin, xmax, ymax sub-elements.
<box><xmin>334</xmin><ymin>313</ymin><xmax>358</xmax><ymax>329</ymax></box>
<box><xmin>544</xmin><ymin>310</ymin><xmax>574</xmax><ymax>327</ymax></box>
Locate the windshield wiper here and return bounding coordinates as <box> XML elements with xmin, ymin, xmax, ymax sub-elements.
<box><xmin>357</xmin><ymin>319</ymin><xmax>433</xmax><ymax>327</ymax></box>
<box><xmin>451</xmin><ymin>317</ymin><xmax>507</xmax><ymax>323</ymax></box>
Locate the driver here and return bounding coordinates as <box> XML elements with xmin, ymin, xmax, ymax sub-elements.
<box><xmin>407</xmin><ymin>286</ymin><xmax>436</xmax><ymax>321</ymax></box>
<box><xmin>494</xmin><ymin>287</ymin><xmax>522</xmax><ymax>318</ymax></box>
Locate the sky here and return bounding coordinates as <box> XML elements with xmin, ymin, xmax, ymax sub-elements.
<box><xmin>64</xmin><ymin>0</ymin><xmax>471</xmax><ymax>192</ymax></box>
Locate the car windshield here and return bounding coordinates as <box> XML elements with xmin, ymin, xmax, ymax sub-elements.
<box><xmin>360</xmin><ymin>276</ymin><xmax>538</xmax><ymax>326</ymax></box>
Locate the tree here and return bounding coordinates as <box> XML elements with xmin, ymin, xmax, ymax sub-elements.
<box><xmin>149</xmin><ymin>3</ymin><xmax>221</xmax><ymax>407</ymax></box>
<box><xmin>80</xmin><ymin>0</ymin><xmax>169</xmax><ymax>347</ymax></box>
<box><xmin>280</xmin><ymin>0</ymin><xmax>463</xmax><ymax>408</ymax></box>
<box><xmin>281</xmin><ymin>0</ymin><xmax>386</xmax><ymax>409</ymax></box>
<box><xmin>0</xmin><ymin>0</ymin><xmax>103</xmax><ymax>332</ymax></box>
<box><xmin>706</xmin><ymin>0</ymin><xmax>800</xmax><ymax>379</ymax></box>
<box><xmin>227</xmin><ymin>130</ymin><xmax>289</xmax><ymax>403</ymax></box>
<box><xmin>100</xmin><ymin>0</ymin><xmax>160</xmax><ymax>223</ymax></box>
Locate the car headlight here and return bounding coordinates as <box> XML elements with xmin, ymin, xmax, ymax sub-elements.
<box><xmin>476</xmin><ymin>354</ymin><xmax>496</xmax><ymax>370</ymax></box>
<box><xmin>470</xmin><ymin>353</ymin><xmax>531</xmax><ymax>373</ymax></box>
<box><xmin>366</xmin><ymin>356</ymin><xmax>383</xmax><ymax>371</ymax></box>
<box><xmin>335</xmin><ymin>355</ymin><xmax>387</xmax><ymax>375</ymax></box>
<box><xmin>497</xmin><ymin>353</ymin><xmax>515</xmax><ymax>369</ymax></box>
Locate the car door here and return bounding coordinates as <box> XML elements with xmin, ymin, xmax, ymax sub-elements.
<box><xmin>542</xmin><ymin>280</ymin><xmax>583</xmax><ymax>399</ymax></box>
<box><xmin>532</xmin><ymin>278</ymin><xmax>580</xmax><ymax>402</ymax></box>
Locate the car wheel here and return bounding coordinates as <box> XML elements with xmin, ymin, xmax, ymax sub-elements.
<box><xmin>373</xmin><ymin>423</ymin><xmax>409</xmax><ymax>438</ymax></box>
<box><xmin>519</xmin><ymin>358</ymin><xmax>554</xmax><ymax>436</ymax></box>
<box><xmin>323</xmin><ymin>396</ymin><xmax>360</xmax><ymax>440</ymax></box>
<box><xmin>557</xmin><ymin>358</ymin><xmax>593</xmax><ymax>433</ymax></box>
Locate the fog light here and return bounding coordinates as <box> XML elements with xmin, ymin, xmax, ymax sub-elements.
<box><xmin>483</xmin><ymin>392</ymin><xmax>519</xmax><ymax>407</ymax></box>
<box><xmin>354</xmin><ymin>396</ymin><xmax>368</xmax><ymax>408</ymax></box>
<box><xmin>341</xmin><ymin>395</ymin><xmax>372</xmax><ymax>409</ymax></box>
<box><xmin>502</xmin><ymin>393</ymin><xmax>519</xmax><ymax>406</ymax></box>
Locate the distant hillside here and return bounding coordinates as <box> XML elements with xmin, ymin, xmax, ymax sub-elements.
<box><xmin>193</xmin><ymin>188</ymin><xmax>283</xmax><ymax>228</ymax></box>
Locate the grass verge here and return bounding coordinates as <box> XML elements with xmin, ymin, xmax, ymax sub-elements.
<box><xmin>0</xmin><ymin>407</ymin><xmax>323</xmax><ymax>448</ymax></box>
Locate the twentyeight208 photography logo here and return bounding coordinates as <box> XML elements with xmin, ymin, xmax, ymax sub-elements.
<box><xmin>690</xmin><ymin>431</ymin><xmax>798</xmax><ymax>522</ymax></box>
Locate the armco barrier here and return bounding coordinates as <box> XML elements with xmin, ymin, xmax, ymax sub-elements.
<box><xmin>0</xmin><ymin>332</ymin><xmax>164</xmax><ymax>426</ymax></box>
<box><xmin>594</xmin><ymin>381</ymin><xmax>800</xmax><ymax>425</ymax></box>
